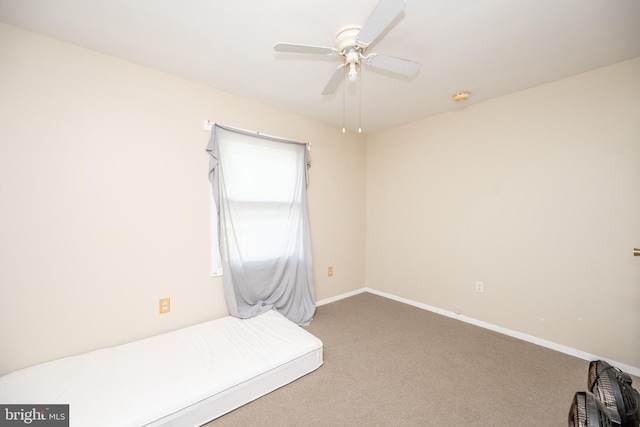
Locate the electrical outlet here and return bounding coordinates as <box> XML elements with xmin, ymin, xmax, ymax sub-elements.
<box><xmin>475</xmin><ymin>282</ymin><xmax>484</xmax><ymax>293</ymax></box>
<box><xmin>328</xmin><ymin>266</ymin><xmax>333</xmax><ymax>277</ymax></box>
<box><xmin>159</xmin><ymin>298</ymin><xmax>171</xmax><ymax>314</ymax></box>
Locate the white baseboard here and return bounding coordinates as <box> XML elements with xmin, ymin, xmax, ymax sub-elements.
<box><xmin>317</xmin><ymin>287</ymin><xmax>640</xmax><ymax>377</ymax></box>
<box><xmin>316</xmin><ymin>288</ymin><xmax>367</xmax><ymax>306</ymax></box>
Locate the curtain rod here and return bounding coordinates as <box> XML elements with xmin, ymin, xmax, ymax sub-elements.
<box><xmin>203</xmin><ymin>120</ymin><xmax>311</xmax><ymax>150</ymax></box>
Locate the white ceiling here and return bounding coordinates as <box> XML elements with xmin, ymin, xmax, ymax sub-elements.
<box><xmin>1</xmin><ymin>0</ymin><xmax>639</xmax><ymax>133</ymax></box>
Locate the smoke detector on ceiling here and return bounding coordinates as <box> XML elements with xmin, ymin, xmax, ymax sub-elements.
<box><xmin>453</xmin><ymin>91</ymin><xmax>470</xmax><ymax>102</ymax></box>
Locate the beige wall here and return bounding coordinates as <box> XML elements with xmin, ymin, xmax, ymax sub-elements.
<box><xmin>366</xmin><ymin>57</ymin><xmax>640</xmax><ymax>369</ymax></box>
<box><xmin>0</xmin><ymin>23</ymin><xmax>366</xmax><ymax>375</ymax></box>
<box><xmin>1</xmin><ymin>21</ymin><xmax>638</xmax><ymax>376</ymax></box>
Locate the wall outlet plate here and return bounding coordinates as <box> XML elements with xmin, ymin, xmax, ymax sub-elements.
<box><xmin>159</xmin><ymin>297</ymin><xmax>171</xmax><ymax>314</ymax></box>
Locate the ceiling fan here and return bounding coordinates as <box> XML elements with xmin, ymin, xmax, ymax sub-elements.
<box><xmin>274</xmin><ymin>0</ymin><xmax>420</xmax><ymax>95</ymax></box>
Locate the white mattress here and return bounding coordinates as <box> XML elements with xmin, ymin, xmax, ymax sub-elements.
<box><xmin>0</xmin><ymin>310</ymin><xmax>323</xmax><ymax>426</ymax></box>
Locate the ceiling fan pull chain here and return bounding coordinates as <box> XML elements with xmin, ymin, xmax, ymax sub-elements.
<box><xmin>358</xmin><ymin>67</ymin><xmax>362</xmax><ymax>133</ymax></box>
<box><xmin>342</xmin><ymin>71</ymin><xmax>346</xmax><ymax>133</ymax></box>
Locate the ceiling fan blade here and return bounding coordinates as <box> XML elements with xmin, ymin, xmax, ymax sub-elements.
<box><xmin>322</xmin><ymin>64</ymin><xmax>346</xmax><ymax>95</ymax></box>
<box><xmin>365</xmin><ymin>53</ymin><xmax>420</xmax><ymax>76</ymax></box>
<box><xmin>274</xmin><ymin>43</ymin><xmax>338</xmax><ymax>55</ymax></box>
<box><xmin>356</xmin><ymin>0</ymin><xmax>407</xmax><ymax>47</ymax></box>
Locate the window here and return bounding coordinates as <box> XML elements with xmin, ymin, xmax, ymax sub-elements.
<box><xmin>210</xmin><ymin>132</ymin><xmax>307</xmax><ymax>274</ymax></box>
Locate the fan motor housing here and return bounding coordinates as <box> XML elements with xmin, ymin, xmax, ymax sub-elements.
<box><xmin>336</xmin><ymin>27</ymin><xmax>362</xmax><ymax>53</ymax></box>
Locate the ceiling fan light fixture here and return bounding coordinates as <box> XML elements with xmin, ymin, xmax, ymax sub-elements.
<box><xmin>348</xmin><ymin>62</ymin><xmax>358</xmax><ymax>82</ymax></box>
<box><xmin>345</xmin><ymin>49</ymin><xmax>360</xmax><ymax>83</ymax></box>
<box><xmin>453</xmin><ymin>91</ymin><xmax>471</xmax><ymax>102</ymax></box>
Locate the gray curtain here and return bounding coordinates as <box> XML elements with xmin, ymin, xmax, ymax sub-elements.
<box><xmin>207</xmin><ymin>124</ymin><xmax>315</xmax><ymax>326</ymax></box>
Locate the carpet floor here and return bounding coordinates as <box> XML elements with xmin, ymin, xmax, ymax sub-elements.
<box><xmin>205</xmin><ymin>292</ymin><xmax>636</xmax><ymax>426</ymax></box>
